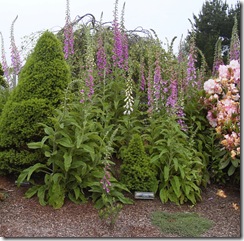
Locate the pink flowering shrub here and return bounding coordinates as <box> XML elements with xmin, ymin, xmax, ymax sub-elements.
<box><xmin>204</xmin><ymin>60</ymin><xmax>240</xmax><ymax>164</ymax></box>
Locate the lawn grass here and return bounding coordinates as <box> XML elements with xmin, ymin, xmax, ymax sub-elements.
<box><xmin>151</xmin><ymin>211</ymin><xmax>214</xmax><ymax>237</ymax></box>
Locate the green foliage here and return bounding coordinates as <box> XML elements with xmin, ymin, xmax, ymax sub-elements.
<box><xmin>0</xmin><ymin>87</ymin><xmax>10</xmax><ymax>116</ymax></box>
<box><xmin>0</xmin><ymin>63</ymin><xmax>8</xmax><ymax>88</ymax></box>
<box><xmin>11</xmin><ymin>31</ymin><xmax>71</xmax><ymax>105</ymax></box>
<box><xmin>98</xmin><ymin>200</ymin><xmax>123</xmax><ymax>227</ymax></box>
<box><xmin>0</xmin><ymin>31</ymin><xmax>71</xmax><ymax>174</ymax></box>
<box><xmin>144</xmin><ymin>113</ymin><xmax>205</xmax><ymax>205</ymax></box>
<box><xmin>16</xmin><ymin>90</ymin><xmax>132</xmax><ymax>209</ymax></box>
<box><xmin>151</xmin><ymin>211</ymin><xmax>214</xmax><ymax>237</ymax></box>
<box><xmin>120</xmin><ymin>134</ymin><xmax>158</xmax><ymax>192</ymax></box>
<box><xmin>0</xmin><ymin>63</ymin><xmax>9</xmax><ymax>116</ymax></box>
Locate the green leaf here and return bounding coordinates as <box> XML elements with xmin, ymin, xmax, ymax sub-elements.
<box><xmin>186</xmin><ymin>192</ymin><xmax>197</xmax><ymax>204</ymax></box>
<box><xmin>228</xmin><ymin>165</ymin><xmax>236</xmax><ymax>176</ymax></box>
<box><xmin>73</xmin><ymin>186</ymin><xmax>80</xmax><ymax>200</ymax></box>
<box><xmin>170</xmin><ymin>176</ymin><xmax>181</xmax><ymax>198</ymax></box>
<box><xmin>219</xmin><ymin>158</ymin><xmax>230</xmax><ymax>169</ymax></box>
<box><xmin>24</xmin><ymin>185</ymin><xmax>40</xmax><ymax>198</ymax></box>
<box><xmin>159</xmin><ymin>149</ymin><xmax>169</xmax><ymax>158</ymax></box>
<box><xmin>159</xmin><ymin>188</ymin><xmax>169</xmax><ymax>203</ymax></box>
<box><xmin>150</xmin><ymin>155</ymin><xmax>159</xmax><ymax>164</ymax></box>
<box><xmin>231</xmin><ymin>158</ymin><xmax>240</xmax><ymax>168</ymax></box>
<box><xmin>44</xmin><ymin>126</ymin><xmax>55</xmax><ymax>135</ymax></box>
<box><xmin>178</xmin><ymin>165</ymin><xmax>185</xmax><ymax>179</ymax></box>
<box><xmin>64</xmin><ymin>151</ymin><xmax>72</xmax><ymax>172</ymax></box>
<box><xmin>52</xmin><ymin>173</ymin><xmax>64</xmax><ymax>183</ymax></box>
<box><xmin>44</xmin><ymin>151</ymin><xmax>51</xmax><ymax>157</ymax></box>
<box><xmin>37</xmin><ymin>185</ymin><xmax>47</xmax><ymax>206</ymax></box>
<box><xmin>168</xmin><ymin>190</ymin><xmax>179</xmax><ymax>205</ymax></box>
<box><xmin>27</xmin><ymin>142</ymin><xmax>43</xmax><ymax>149</ymax></box>
<box><xmin>48</xmin><ymin>182</ymin><xmax>65</xmax><ymax>209</ymax></box>
<box><xmin>26</xmin><ymin>163</ymin><xmax>48</xmax><ymax>181</ymax></box>
<box><xmin>173</xmin><ymin>158</ymin><xmax>179</xmax><ymax>171</ymax></box>
<box><xmin>164</xmin><ymin>166</ymin><xmax>170</xmax><ymax>182</ymax></box>
<box><xmin>57</xmin><ymin>137</ymin><xmax>74</xmax><ymax>148</ymax></box>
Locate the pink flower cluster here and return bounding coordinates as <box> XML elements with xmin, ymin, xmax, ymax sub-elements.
<box><xmin>204</xmin><ymin>60</ymin><xmax>240</xmax><ymax>159</ymax></box>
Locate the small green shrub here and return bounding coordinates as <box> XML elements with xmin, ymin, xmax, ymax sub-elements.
<box><xmin>120</xmin><ymin>133</ymin><xmax>158</xmax><ymax>192</ymax></box>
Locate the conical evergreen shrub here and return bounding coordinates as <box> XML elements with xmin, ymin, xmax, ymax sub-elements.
<box><xmin>0</xmin><ymin>31</ymin><xmax>71</xmax><ymax>174</ymax></box>
<box><xmin>120</xmin><ymin>134</ymin><xmax>158</xmax><ymax>192</ymax></box>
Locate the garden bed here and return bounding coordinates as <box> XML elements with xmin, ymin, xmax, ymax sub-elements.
<box><xmin>0</xmin><ymin>175</ymin><xmax>240</xmax><ymax>238</ymax></box>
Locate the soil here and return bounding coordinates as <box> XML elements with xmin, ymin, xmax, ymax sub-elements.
<box><xmin>0</xmin><ymin>175</ymin><xmax>241</xmax><ymax>238</ymax></box>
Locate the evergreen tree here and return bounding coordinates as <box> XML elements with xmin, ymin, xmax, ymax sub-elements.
<box><xmin>189</xmin><ymin>0</ymin><xmax>240</xmax><ymax>71</ymax></box>
<box><xmin>0</xmin><ymin>31</ymin><xmax>71</xmax><ymax>174</ymax></box>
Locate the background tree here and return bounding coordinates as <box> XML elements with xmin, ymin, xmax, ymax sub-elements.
<box><xmin>188</xmin><ymin>0</ymin><xmax>240</xmax><ymax>72</ymax></box>
<box><xmin>0</xmin><ymin>31</ymin><xmax>71</xmax><ymax>175</ymax></box>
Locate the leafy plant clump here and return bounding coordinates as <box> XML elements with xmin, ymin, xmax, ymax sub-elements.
<box><xmin>120</xmin><ymin>134</ymin><xmax>158</xmax><ymax>193</ymax></box>
<box><xmin>0</xmin><ymin>31</ymin><xmax>71</xmax><ymax>174</ymax></box>
<box><xmin>144</xmin><ymin>113</ymin><xmax>205</xmax><ymax>205</ymax></box>
<box><xmin>16</xmin><ymin>89</ymin><xmax>133</xmax><ymax>209</ymax></box>
<box><xmin>151</xmin><ymin>211</ymin><xmax>214</xmax><ymax>237</ymax></box>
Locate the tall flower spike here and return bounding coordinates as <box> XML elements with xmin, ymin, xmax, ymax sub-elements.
<box><xmin>63</xmin><ymin>0</ymin><xmax>74</xmax><ymax>59</ymax></box>
<box><xmin>229</xmin><ymin>16</ymin><xmax>240</xmax><ymax>62</ymax></box>
<box><xmin>10</xmin><ymin>15</ymin><xmax>22</xmax><ymax>82</ymax></box>
<box><xmin>166</xmin><ymin>70</ymin><xmax>178</xmax><ymax>111</ymax></box>
<box><xmin>124</xmin><ymin>73</ymin><xmax>134</xmax><ymax>115</ymax></box>
<box><xmin>120</xmin><ymin>2</ymin><xmax>129</xmax><ymax>72</ymax></box>
<box><xmin>96</xmin><ymin>30</ymin><xmax>107</xmax><ymax>79</ymax></box>
<box><xmin>112</xmin><ymin>0</ymin><xmax>123</xmax><ymax>69</ymax></box>
<box><xmin>139</xmin><ymin>56</ymin><xmax>146</xmax><ymax>91</ymax></box>
<box><xmin>186</xmin><ymin>34</ymin><xmax>197</xmax><ymax>88</ymax></box>
<box><xmin>0</xmin><ymin>32</ymin><xmax>11</xmax><ymax>87</ymax></box>
<box><xmin>85</xmin><ymin>27</ymin><xmax>95</xmax><ymax>99</ymax></box>
<box><xmin>153</xmin><ymin>54</ymin><xmax>162</xmax><ymax>110</ymax></box>
<box><xmin>212</xmin><ymin>38</ymin><xmax>224</xmax><ymax>77</ymax></box>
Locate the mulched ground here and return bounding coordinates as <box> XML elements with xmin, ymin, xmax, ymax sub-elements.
<box><xmin>0</xmin><ymin>175</ymin><xmax>240</xmax><ymax>238</ymax></box>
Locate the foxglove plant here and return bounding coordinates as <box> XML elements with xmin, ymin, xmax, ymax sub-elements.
<box><xmin>147</xmin><ymin>49</ymin><xmax>154</xmax><ymax>114</ymax></box>
<box><xmin>10</xmin><ymin>16</ymin><xmax>22</xmax><ymax>87</ymax></box>
<box><xmin>166</xmin><ymin>71</ymin><xmax>178</xmax><ymax>111</ymax></box>
<box><xmin>100</xmin><ymin>164</ymin><xmax>112</xmax><ymax>193</ymax></box>
<box><xmin>120</xmin><ymin>2</ymin><xmax>129</xmax><ymax>72</ymax></box>
<box><xmin>153</xmin><ymin>54</ymin><xmax>162</xmax><ymax>110</ymax></box>
<box><xmin>229</xmin><ymin>16</ymin><xmax>240</xmax><ymax>62</ymax></box>
<box><xmin>176</xmin><ymin>103</ymin><xmax>188</xmax><ymax>132</ymax></box>
<box><xmin>63</xmin><ymin>0</ymin><xmax>74</xmax><ymax>59</ymax></box>
<box><xmin>96</xmin><ymin>32</ymin><xmax>107</xmax><ymax>79</ymax></box>
<box><xmin>112</xmin><ymin>0</ymin><xmax>122</xmax><ymax>68</ymax></box>
<box><xmin>0</xmin><ymin>32</ymin><xmax>10</xmax><ymax>87</ymax></box>
<box><xmin>121</xmin><ymin>32</ymin><xmax>129</xmax><ymax>71</ymax></box>
<box><xmin>186</xmin><ymin>34</ymin><xmax>197</xmax><ymax>88</ymax></box>
<box><xmin>212</xmin><ymin>38</ymin><xmax>224</xmax><ymax>77</ymax></box>
<box><xmin>123</xmin><ymin>74</ymin><xmax>134</xmax><ymax>115</ymax></box>
<box><xmin>100</xmin><ymin>128</ymin><xmax>118</xmax><ymax>193</ymax></box>
<box><xmin>139</xmin><ymin>57</ymin><xmax>146</xmax><ymax>91</ymax></box>
<box><xmin>84</xmin><ymin>27</ymin><xmax>95</xmax><ymax>100</ymax></box>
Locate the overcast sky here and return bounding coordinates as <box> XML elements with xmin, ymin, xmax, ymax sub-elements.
<box><xmin>0</xmin><ymin>0</ymin><xmax>240</xmax><ymax>63</ymax></box>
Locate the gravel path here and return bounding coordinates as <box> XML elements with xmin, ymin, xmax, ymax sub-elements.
<box><xmin>0</xmin><ymin>175</ymin><xmax>240</xmax><ymax>238</ymax></box>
